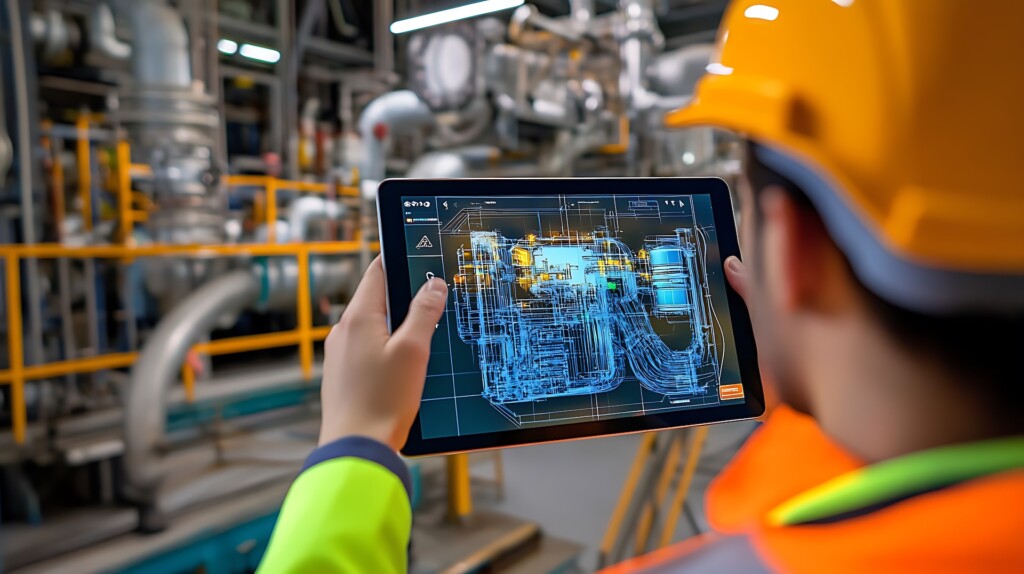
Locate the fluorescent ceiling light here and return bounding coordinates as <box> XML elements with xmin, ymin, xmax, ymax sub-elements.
<box><xmin>239</xmin><ymin>43</ymin><xmax>281</xmax><ymax>63</ymax></box>
<box><xmin>744</xmin><ymin>4</ymin><xmax>779</xmax><ymax>21</ymax></box>
<box><xmin>217</xmin><ymin>39</ymin><xmax>238</xmax><ymax>54</ymax></box>
<box><xmin>390</xmin><ymin>0</ymin><xmax>525</xmax><ymax>35</ymax></box>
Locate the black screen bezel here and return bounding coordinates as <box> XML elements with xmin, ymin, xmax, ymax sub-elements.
<box><xmin>377</xmin><ymin>178</ymin><xmax>764</xmax><ymax>456</ymax></box>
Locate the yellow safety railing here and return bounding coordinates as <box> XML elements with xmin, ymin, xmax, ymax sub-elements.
<box><xmin>223</xmin><ymin>175</ymin><xmax>360</xmax><ymax>243</ymax></box>
<box><xmin>1</xmin><ymin>240</ymin><xmax>377</xmax><ymax>445</ymax></box>
<box><xmin>77</xmin><ymin>116</ymin><xmax>93</xmax><ymax>232</ymax></box>
<box><xmin>2</xmin><ymin>125</ymin><xmax>369</xmax><ymax>445</ymax></box>
<box><xmin>64</xmin><ymin>116</ymin><xmax>358</xmax><ymax>244</ymax></box>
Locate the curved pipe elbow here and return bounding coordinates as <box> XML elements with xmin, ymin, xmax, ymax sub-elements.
<box><xmin>358</xmin><ymin>90</ymin><xmax>434</xmax><ymax>191</ymax></box>
<box><xmin>90</xmin><ymin>3</ymin><xmax>132</xmax><ymax>60</ymax></box>
<box><xmin>128</xmin><ymin>0</ymin><xmax>191</xmax><ymax>87</ymax></box>
<box><xmin>287</xmin><ymin>196</ymin><xmax>346</xmax><ymax>242</ymax></box>
<box><xmin>122</xmin><ymin>269</ymin><xmax>260</xmax><ymax>499</ymax></box>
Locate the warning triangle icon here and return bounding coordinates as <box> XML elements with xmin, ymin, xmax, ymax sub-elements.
<box><xmin>416</xmin><ymin>236</ymin><xmax>433</xmax><ymax>249</ymax></box>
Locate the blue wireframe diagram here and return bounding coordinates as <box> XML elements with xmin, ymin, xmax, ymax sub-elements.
<box><xmin>433</xmin><ymin>194</ymin><xmax>726</xmax><ymax>431</ymax></box>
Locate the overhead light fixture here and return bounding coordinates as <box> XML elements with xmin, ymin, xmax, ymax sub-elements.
<box><xmin>217</xmin><ymin>39</ymin><xmax>238</xmax><ymax>55</ymax></box>
<box><xmin>390</xmin><ymin>0</ymin><xmax>525</xmax><ymax>35</ymax></box>
<box><xmin>239</xmin><ymin>43</ymin><xmax>281</xmax><ymax>64</ymax></box>
<box><xmin>743</xmin><ymin>4</ymin><xmax>779</xmax><ymax>21</ymax></box>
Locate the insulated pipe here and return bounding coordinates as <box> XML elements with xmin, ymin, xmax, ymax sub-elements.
<box><xmin>127</xmin><ymin>0</ymin><xmax>191</xmax><ymax>87</ymax></box>
<box><xmin>407</xmin><ymin>146</ymin><xmax>562</xmax><ymax>179</ymax></box>
<box><xmin>406</xmin><ymin>151</ymin><xmax>471</xmax><ymax>179</ymax></box>
<box><xmin>123</xmin><ymin>270</ymin><xmax>260</xmax><ymax>498</ymax></box>
<box><xmin>509</xmin><ymin>4</ymin><xmax>583</xmax><ymax>44</ymax></box>
<box><xmin>89</xmin><ymin>3</ymin><xmax>131</xmax><ymax>60</ymax></box>
<box><xmin>122</xmin><ymin>257</ymin><xmax>359</xmax><ymax>500</ymax></box>
<box><xmin>0</xmin><ymin>40</ymin><xmax>7</xmax><ymax>185</ymax></box>
<box><xmin>357</xmin><ymin>90</ymin><xmax>434</xmax><ymax>197</ymax></box>
<box><xmin>648</xmin><ymin>44</ymin><xmax>714</xmax><ymax>97</ymax></box>
<box><xmin>617</xmin><ymin>0</ymin><xmax>691</xmax><ymax>114</ymax></box>
<box><xmin>7</xmin><ymin>0</ymin><xmax>45</xmax><ymax>366</ymax></box>
<box><xmin>571</xmin><ymin>0</ymin><xmax>595</xmax><ymax>23</ymax></box>
<box><xmin>256</xmin><ymin>256</ymin><xmax>359</xmax><ymax>311</ymax></box>
<box><xmin>407</xmin><ymin>146</ymin><xmax>504</xmax><ymax>179</ymax></box>
<box><xmin>287</xmin><ymin>196</ymin><xmax>346</xmax><ymax>243</ymax></box>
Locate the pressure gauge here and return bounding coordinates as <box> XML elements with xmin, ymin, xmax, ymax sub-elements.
<box><xmin>407</xmin><ymin>21</ymin><xmax>479</xmax><ymax>111</ymax></box>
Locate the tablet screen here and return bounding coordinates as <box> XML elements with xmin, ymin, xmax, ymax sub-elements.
<box><xmin>400</xmin><ymin>193</ymin><xmax>745</xmax><ymax>440</ymax></box>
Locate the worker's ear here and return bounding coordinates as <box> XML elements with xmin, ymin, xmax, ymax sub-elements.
<box><xmin>759</xmin><ymin>187</ymin><xmax>842</xmax><ymax>314</ymax></box>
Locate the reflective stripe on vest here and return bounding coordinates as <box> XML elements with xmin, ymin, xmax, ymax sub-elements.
<box><xmin>768</xmin><ymin>435</ymin><xmax>1024</xmax><ymax>526</ymax></box>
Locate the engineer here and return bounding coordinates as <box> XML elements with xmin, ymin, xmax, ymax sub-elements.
<box><xmin>257</xmin><ymin>1</ymin><xmax>1024</xmax><ymax>571</ymax></box>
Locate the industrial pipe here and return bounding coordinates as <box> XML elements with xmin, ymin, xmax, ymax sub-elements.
<box><xmin>509</xmin><ymin>4</ymin><xmax>584</xmax><ymax>44</ymax></box>
<box><xmin>406</xmin><ymin>151</ymin><xmax>472</xmax><ymax>179</ymax></box>
<box><xmin>648</xmin><ymin>44</ymin><xmax>714</xmax><ymax>98</ymax></box>
<box><xmin>406</xmin><ymin>145</ymin><xmax>501</xmax><ymax>179</ymax></box>
<box><xmin>123</xmin><ymin>269</ymin><xmax>260</xmax><ymax>499</ymax></box>
<box><xmin>406</xmin><ymin>145</ymin><xmax>570</xmax><ymax>179</ymax></box>
<box><xmin>255</xmin><ymin>257</ymin><xmax>359</xmax><ymax>311</ymax></box>
<box><xmin>358</xmin><ymin>90</ymin><xmax>434</xmax><ymax>197</ymax></box>
<box><xmin>128</xmin><ymin>0</ymin><xmax>191</xmax><ymax>87</ymax></box>
<box><xmin>89</xmin><ymin>3</ymin><xmax>131</xmax><ymax>60</ymax></box>
<box><xmin>571</xmin><ymin>0</ymin><xmax>595</xmax><ymax>23</ymax></box>
<box><xmin>287</xmin><ymin>196</ymin><xmax>346</xmax><ymax>243</ymax></box>
<box><xmin>0</xmin><ymin>39</ymin><xmax>7</xmax><ymax>185</ymax></box>
<box><xmin>617</xmin><ymin>0</ymin><xmax>692</xmax><ymax>114</ymax></box>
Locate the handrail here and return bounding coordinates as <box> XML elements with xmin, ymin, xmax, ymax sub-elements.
<box><xmin>0</xmin><ymin>241</ymin><xmax>376</xmax><ymax>444</ymax></box>
<box><xmin>223</xmin><ymin>175</ymin><xmax>360</xmax><ymax>243</ymax></box>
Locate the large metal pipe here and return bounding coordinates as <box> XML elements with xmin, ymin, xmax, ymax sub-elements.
<box><xmin>358</xmin><ymin>90</ymin><xmax>434</xmax><ymax>197</ymax></box>
<box><xmin>287</xmin><ymin>196</ymin><xmax>346</xmax><ymax>243</ymax></box>
<box><xmin>0</xmin><ymin>42</ymin><xmax>10</xmax><ymax>186</ymax></box>
<box><xmin>648</xmin><ymin>43</ymin><xmax>714</xmax><ymax>98</ymax></box>
<box><xmin>406</xmin><ymin>145</ymin><xmax>572</xmax><ymax>179</ymax></box>
<box><xmin>123</xmin><ymin>270</ymin><xmax>260</xmax><ymax>498</ymax></box>
<box><xmin>89</xmin><ymin>3</ymin><xmax>131</xmax><ymax>60</ymax></box>
<box><xmin>255</xmin><ymin>256</ymin><xmax>358</xmax><ymax>311</ymax></box>
<box><xmin>122</xmin><ymin>258</ymin><xmax>358</xmax><ymax>501</ymax></box>
<box><xmin>406</xmin><ymin>146</ymin><xmax>502</xmax><ymax>179</ymax></box>
<box><xmin>113</xmin><ymin>0</ymin><xmax>226</xmax><ymax>304</ymax></box>
<box><xmin>570</xmin><ymin>0</ymin><xmax>595</xmax><ymax>23</ymax></box>
<box><xmin>617</xmin><ymin>0</ymin><xmax>691</xmax><ymax>113</ymax></box>
<box><xmin>7</xmin><ymin>0</ymin><xmax>45</xmax><ymax>366</ymax></box>
<box><xmin>509</xmin><ymin>4</ymin><xmax>583</xmax><ymax>44</ymax></box>
<box><xmin>127</xmin><ymin>0</ymin><xmax>191</xmax><ymax>87</ymax></box>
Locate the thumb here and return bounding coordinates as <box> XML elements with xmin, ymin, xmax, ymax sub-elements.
<box><xmin>387</xmin><ymin>278</ymin><xmax>448</xmax><ymax>357</ymax></box>
<box><xmin>724</xmin><ymin>256</ymin><xmax>750</xmax><ymax>302</ymax></box>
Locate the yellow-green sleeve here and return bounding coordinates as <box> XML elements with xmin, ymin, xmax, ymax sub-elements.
<box><xmin>258</xmin><ymin>437</ymin><xmax>412</xmax><ymax>573</ymax></box>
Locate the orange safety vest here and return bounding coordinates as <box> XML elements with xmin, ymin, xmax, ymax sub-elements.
<box><xmin>602</xmin><ymin>406</ymin><xmax>1024</xmax><ymax>573</ymax></box>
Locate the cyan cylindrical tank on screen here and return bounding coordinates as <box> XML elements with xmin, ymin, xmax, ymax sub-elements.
<box><xmin>649</xmin><ymin>244</ymin><xmax>691</xmax><ymax>315</ymax></box>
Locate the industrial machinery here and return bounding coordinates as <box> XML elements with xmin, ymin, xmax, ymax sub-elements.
<box><xmin>1</xmin><ymin>0</ymin><xmax>735</xmax><ymax>571</ymax></box>
<box><xmin>359</xmin><ymin>0</ymin><xmax>735</xmax><ymax>191</ymax></box>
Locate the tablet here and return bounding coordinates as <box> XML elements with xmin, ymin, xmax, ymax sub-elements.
<box><xmin>378</xmin><ymin>178</ymin><xmax>764</xmax><ymax>456</ymax></box>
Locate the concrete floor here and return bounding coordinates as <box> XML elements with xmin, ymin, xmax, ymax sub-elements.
<box><xmin>473</xmin><ymin>421</ymin><xmax>758</xmax><ymax>572</ymax></box>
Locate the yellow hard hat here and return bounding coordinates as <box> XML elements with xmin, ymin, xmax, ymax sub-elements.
<box><xmin>666</xmin><ymin>0</ymin><xmax>1024</xmax><ymax>313</ymax></box>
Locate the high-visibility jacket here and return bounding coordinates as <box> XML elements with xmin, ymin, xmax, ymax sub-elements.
<box><xmin>258</xmin><ymin>409</ymin><xmax>1024</xmax><ymax>573</ymax></box>
<box><xmin>603</xmin><ymin>407</ymin><xmax>1024</xmax><ymax>573</ymax></box>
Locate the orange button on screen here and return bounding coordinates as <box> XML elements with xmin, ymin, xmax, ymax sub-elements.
<box><xmin>719</xmin><ymin>384</ymin><xmax>745</xmax><ymax>401</ymax></box>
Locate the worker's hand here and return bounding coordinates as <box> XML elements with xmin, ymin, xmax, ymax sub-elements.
<box><xmin>724</xmin><ymin>255</ymin><xmax>779</xmax><ymax>417</ymax></box>
<box><xmin>319</xmin><ymin>256</ymin><xmax>448</xmax><ymax>451</ymax></box>
<box><xmin>724</xmin><ymin>255</ymin><xmax>749</xmax><ymax>301</ymax></box>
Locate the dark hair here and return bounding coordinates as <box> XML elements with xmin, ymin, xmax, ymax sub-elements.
<box><xmin>744</xmin><ymin>142</ymin><xmax>1023</xmax><ymax>427</ymax></box>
